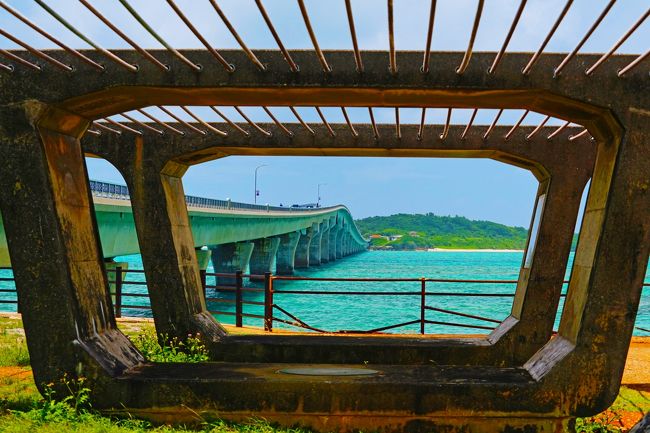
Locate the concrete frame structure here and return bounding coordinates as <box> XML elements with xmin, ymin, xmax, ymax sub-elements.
<box><xmin>0</xmin><ymin>49</ymin><xmax>648</xmax><ymax>432</ymax></box>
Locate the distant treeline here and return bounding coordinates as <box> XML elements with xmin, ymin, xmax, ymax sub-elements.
<box><xmin>355</xmin><ymin>213</ymin><xmax>529</xmax><ymax>250</ymax></box>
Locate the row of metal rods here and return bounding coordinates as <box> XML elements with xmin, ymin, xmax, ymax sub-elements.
<box><xmin>90</xmin><ymin>106</ymin><xmax>589</xmax><ymax>142</ymax></box>
<box><xmin>0</xmin><ymin>0</ymin><xmax>647</xmax><ymax>76</ymax></box>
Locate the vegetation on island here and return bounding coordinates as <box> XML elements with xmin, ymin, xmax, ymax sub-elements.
<box><xmin>355</xmin><ymin>213</ymin><xmax>529</xmax><ymax>250</ymax></box>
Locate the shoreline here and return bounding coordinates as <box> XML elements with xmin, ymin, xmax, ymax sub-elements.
<box><xmin>369</xmin><ymin>248</ymin><xmax>525</xmax><ymax>253</ymax></box>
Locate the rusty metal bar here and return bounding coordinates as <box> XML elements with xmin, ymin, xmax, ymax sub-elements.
<box><xmin>200</xmin><ymin>269</ymin><xmax>207</xmax><ymax>302</ymax></box>
<box><xmin>568</xmin><ymin>128</ymin><xmax>590</xmax><ymax>141</ymax></box>
<box><xmin>0</xmin><ymin>29</ymin><xmax>72</xmax><ymax>71</ymax></box>
<box><xmin>368</xmin><ymin>107</ymin><xmax>380</xmax><ymax>139</ymax></box>
<box><xmin>234</xmin><ymin>106</ymin><xmax>272</xmax><ymax>136</ymax></box>
<box><xmin>554</xmin><ymin>0</ymin><xmax>616</xmax><ymax>76</ymax></box>
<box><xmin>316</xmin><ymin>107</ymin><xmax>336</xmax><ymax>137</ymax></box>
<box><xmin>263</xmin><ymin>107</ymin><xmax>293</xmax><ymax>136</ymax></box>
<box><xmin>210</xmin><ymin>107</ymin><xmax>250</xmax><ymax>136</ymax></box>
<box><xmin>290</xmin><ymin>106</ymin><xmax>315</xmax><ymax>135</ymax></box>
<box><xmin>483</xmin><ymin>109</ymin><xmax>503</xmax><ymax>140</ymax></box>
<box><xmin>504</xmin><ymin>109</ymin><xmax>529</xmax><ymax>140</ymax></box>
<box><xmin>488</xmin><ymin>0</ymin><xmax>527</xmax><ymax>74</ymax></box>
<box><xmin>180</xmin><ymin>106</ymin><xmax>227</xmax><ymax>136</ymax></box>
<box><xmin>422</xmin><ymin>0</ymin><xmax>437</xmax><ymax>73</ymax></box>
<box><xmin>0</xmin><ymin>50</ymin><xmax>40</xmax><ymax>71</ymax></box>
<box><xmin>395</xmin><ymin>107</ymin><xmax>401</xmax><ymax>139</ymax></box>
<box><xmin>388</xmin><ymin>0</ymin><xmax>397</xmax><ymax>74</ymax></box>
<box><xmin>264</xmin><ymin>273</ymin><xmax>273</xmax><ymax>331</ymax></box>
<box><xmin>104</xmin><ymin>118</ymin><xmax>142</xmax><ymax>135</ymax></box>
<box><xmin>34</xmin><ymin>0</ymin><xmax>137</xmax><ymax>72</ymax></box>
<box><xmin>424</xmin><ymin>319</ymin><xmax>494</xmax><ymax>331</ymax></box>
<box><xmin>78</xmin><ymin>0</ymin><xmax>168</xmax><ymax>71</ymax></box>
<box><xmin>235</xmin><ymin>270</ymin><xmax>243</xmax><ymax>327</ymax></box>
<box><xmin>137</xmin><ymin>109</ymin><xmax>185</xmax><ymax>135</ymax></box>
<box><xmin>341</xmin><ymin>107</ymin><xmax>358</xmax><ymax>137</ymax></box>
<box><xmin>255</xmin><ymin>0</ymin><xmax>298</xmax><ymax>72</ymax></box>
<box><xmin>93</xmin><ymin>121</ymin><xmax>122</xmax><ymax>135</ymax></box>
<box><xmin>586</xmin><ymin>8</ymin><xmax>649</xmax><ymax>76</ymax></box>
<box><xmin>115</xmin><ymin>266</ymin><xmax>123</xmax><ymax>318</ymax></box>
<box><xmin>118</xmin><ymin>0</ymin><xmax>202</xmax><ymax>72</ymax></box>
<box><xmin>207</xmin><ymin>0</ymin><xmax>266</xmax><ymax>71</ymax></box>
<box><xmin>618</xmin><ymin>49</ymin><xmax>650</xmax><ymax>77</ymax></box>
<box><xmin>355</xmin><ymin>319</ymin><xmax>422</xmax><ymax>334</ymax></box>
<box><xmin>158</xmin><ymin>106</ymin><xmax>206</xmax><ymax>135</ymax></box>
<box><xmin>297</xmin><ymin>0</ymin><xmax>331</xmax><ymax>72</ymax></box>
<box><xmin>344</xmin><ymin>0</ymin><xmax>363</xmax><ymax>72</ymax></box>
<box><xmin>0</xmin><ymin>0</ymin><xmax>102</xmax><ymax>70</ymax></box>
<box><xmin>547</xmin><ymin>120</ymin><xmax>570</xmax><ymax>140</ymax></box>
<box><xmin>425</xmin><ymin>306</ymin><xmax>502</xmax><ymax>324</ymax></box>
<box><xmin>417</xmin><ymin>108</ymin><xmax>426</xmax><ymax>140</ymax></box>
<box><xmin>522</xmin><ymin>0</ymin><xmax>574</xmax><ymax>75</ymax></box>
<box><xmin>120</xmin><ymin>113</ymin><xmax>164</xmax><ymax>135</ymax></box>
<box><xmin>420</xmin><ymin>278</ymin><xmax>426</xmax><ymax>334</ymax></box>
<box><xmin>456</xmin><ymin>0</ymin><xmax>485</xmax><ymax>74</ymax></box>
<box><xmin>461</xmin><ymin>108</ymin><xmax>478</xmax><ymax>140</ymax></box>
<box><xmin>272</xmin><ymin>306</ymin><xmax>328</xmax><ymax>333</ymax></box>
<box><xmin>440</xmin><ymin>108</ymin><xmax>451</xmax><ymax>139</ymax></box>
<box><xmin>525</xmin><ymin>115</ymin><xmax>550</xmax><ymax>140</ymax></box>
<box><xmin>85</xmin><ymin>128</ymin><xmax>101</xmax><ymax>136</ymax></box>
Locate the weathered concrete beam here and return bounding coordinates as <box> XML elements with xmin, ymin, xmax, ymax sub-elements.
<box><xmin>249</xmin><ymin>237</ymin><xmax>280</xmax><ymax>281</ymax></box>
<box><xmin>275</xmin><ymin>231</ymin><xmax>301</xmax><ymax>276</ymax></box>
<box><xmin>210</xmin><ymin>242</ymin><xmax>253</xmax><ymax>285</ymax></box>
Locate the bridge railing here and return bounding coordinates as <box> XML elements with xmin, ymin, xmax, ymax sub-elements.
<box><xmin>2</xmin><ymin>266</ymin><xmax>648</xmax><ymax>335</ymax></box>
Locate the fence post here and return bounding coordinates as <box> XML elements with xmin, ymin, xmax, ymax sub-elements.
<box><xmin>420</xmin><ymin>278</ymin><xmax>426</xmax><ymax>334</ymax></box>
<box><xmin>235</xmin><ymin>270</ymin><xmax>243</xmax><ymax>327</ymax></box>
<box><xmin>264</xmin><ymin>272</ymin><xmax>273</xmax><ymax>332</ymax></box>
<box><xmin>200</xmin><ymin>269</ymin><xmax>207</xmax><ymax>302</ymax></box>
<box><xmin>115</xmin><ymin>266</ymin><xmax>123</xmax><ymax>319</ymax></box>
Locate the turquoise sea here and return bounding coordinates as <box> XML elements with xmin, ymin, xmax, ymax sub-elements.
<box><xmin>1</xmin><ymin>251</ymin><xmax>648</xmax><ymax>335</ymax></box>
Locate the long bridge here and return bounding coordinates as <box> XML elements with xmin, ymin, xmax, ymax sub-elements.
<box><xmin>0</xmin><ymin>180</ymin><xmax>367</xmax><ymax>276</ymax></box>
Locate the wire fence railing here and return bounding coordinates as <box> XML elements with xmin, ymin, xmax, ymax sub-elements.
<box><xmin>1</xmin><ymin>266</ymin><xmax>648</xmax><ymax>335</ymax></box>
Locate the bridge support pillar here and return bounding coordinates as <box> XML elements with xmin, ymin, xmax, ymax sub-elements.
<box><xmin>275</xmin><ymin>231</ymin><xmax>301</xmax><ymax>275</ymax></box>
<box><xmin>320</xmin><ymin>223</ymin><xmax>331</xmax><ymax>264</ymax></box>
<box><xmin>309</xmin><ymin>223</ymin><xmax>324</xmax><ymax>265</ymax></box>
<box><xmin>336</xmin><ymin>230</ymin><xmax>346</xmax><ymax>259</ymax></box>
<box><xmin>250</xmin><ymin>237</ymin><xmax>280</xmax><ymax>281</ymax></box>
<box><xmin>295</xmin><ymin>224</ymin><xmax>316</xmax><ymax>268</ymax></box>
<box><xmin>329</xmin><ymin>219</ymin><xmax>341</xmax><ymax>262</ymax></box>
<box><xmin>194</xmin><ymin>248</ymin><xmax>212</xmax><ymax>271</ymax></box>
<box><xmin>210</xmin><ymin>242</ymin><xmax>254</xmax><ymax>285</ymax></box>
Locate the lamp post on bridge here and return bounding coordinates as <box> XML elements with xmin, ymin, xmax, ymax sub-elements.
<box><xmin>317</xmin><ymin>183</ymin><xmax>327</xmax><ymax>208</ymax></box>
<box><xmin>254</xmin><ymin>164</ymin><xmax>267</xmax><ymax>204</ymax></box>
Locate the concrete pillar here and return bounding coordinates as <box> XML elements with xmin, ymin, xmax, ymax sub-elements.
<box><xmin>295</xmin><ymin>225</ymin><xmax>316</xmax><ymax>268</ymax></box>
<box><xmin>336</xmin><ymin>230</ymin><xmax>345</xmax><ymax>259</ymax></box>
<box><xmin>249</xmin><ymin>237</ymin><xmax>280</xmax><ymax>281</ymax></box>
<box><xmin>309</xmin><ymin>223</ymin><xmax>325</xmax><ymax>265</ymax></box>
<box><xmin>275</xmin><ymin>231</ymin><xmax>301</xmax><ymax>275</ymax></box>
<box><xmin>195</xmin><ymin>249</ymin><xmax>212</xmax><ymax>271</ymax></box>
<box><xmin>210</xmin><ymin>242</ymin><xmax>254</xmax><ymax>285</ymax></box>
<box><xmin>320</xmin><ymin>225</ymin><xmax>331</xmax><ymax>264</ymax></box>
<box><xmin>329</xmin><ymin>221</ymin><xmax>341</xmax><ymax>262</ymax></box>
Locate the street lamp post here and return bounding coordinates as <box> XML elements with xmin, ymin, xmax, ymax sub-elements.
<box><xmin>317</xmin><ymin>183</ymin><xmax>327</xmax><ymax>207</ymax></box>
<box><xmin>254</xmin><ymin>164</ymin><xmax>267</xmax><ymax>204</ymax></box>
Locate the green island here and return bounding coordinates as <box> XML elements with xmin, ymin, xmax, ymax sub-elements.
<box><xmin>355</xmin><ymin>213</ymin><xmax>529</xmax><ymax>251</ymax></box>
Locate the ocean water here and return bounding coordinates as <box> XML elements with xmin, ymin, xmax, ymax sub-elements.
<box><xmin>1</xmin><ymin>251</ymin><xmax>648</xmax><ymax>335</ymax></box>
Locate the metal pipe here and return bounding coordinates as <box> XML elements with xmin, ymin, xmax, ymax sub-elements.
<box><xmin>93</xmin><ymin>121</ymin><xmax>122</xmax><ymax>135</ymax></box>
<box><xmin>255</xmin><ymin>0</ymin><xmax>298</xmax><ymax>72</ymax></box>
<box><xmin>289</xmin><ymin>107</ymin><xmax>315</xmax><ymax>135</ymax></box>
<box><xmin>0</xmin><ymin>50</ymin><xmax>40</xmax><ymax>71</ymax></box>
<box><xmin>158</xmin><ymin>106</ymin><xmax>206</xmax><ymax>135</ymax></box>
<box><xmin>618</xmin><ymin>49</ymin><xmax>650</xmax><ymax>77</ymax></box>
<box><xmin>586</xmin><ymin>8</ymin><xmax>650</xmax><ymax>76</ymax></box>
<box><xmin>394</xmin><ymin>107</ymin><xmax>401</xmax><ymax>139</ymax></box>
<box><xmin>488</xmin><ymin>0</ymin><xmax>527</xmax><ymax>74</ymax></box>
<box><xmin>417</xmin><ymin>108</ymin><xmax>426</xmax><ymax>140</ymax></box>
<box><xmin>104</xmin><ymin>118</ymin><xmax>142</xmax><ymax>135</ymax></box>
<box><xmin>504</xmin><ymin>109</ymin><xmax>529</xmax><ymax>140</ymax></box>
<box><xmin>522</xmin><ymin>0</ymin><xmax>574</xmax><ymax>75</ymax></box>
<box><xmin>341</xmin><ymin>107</ymin><xmax>358</xmax><ymax>137</ymax></box>
<box><xmin>0</xmin><ymin>62</ymin><xmax>12</xmax><ymax>72</ymax></box>
<box><xmin>234</xmin><ymin>106</ymin><xmax>272</xmax><ymax>136</ymax></box>
<box><xmin>483</xmin><ymin>109</ymin><xmax>503</xmax><ymax>140</ymax></box>
<box><xmin>137</xmin><ymin>109</ymin><xmax>185</xmax><ymax>135</ymax></box>
<box><xmin>0</xmin><ymin>29</ymin><xmax>72</xmax><ymax>71</ymax></box>
<box><xmin>461</xmin><ymin>108</ymin><xmax>478</xmax><ymax>140</ymax></box>
<box><xmin>440</xmin><ymin>108</ymin><xmax>451</xmax><ymax>139</ymax></box>
<box><xmin>120</xmin><ymin>113</ymin><xmax>164</xmax><ymax>135</ymax></box>
<box><xmin>78</xmin><ymin>0</ymin><xmax>168</xmax><ymax>71</ymax></box>
<box><xmin>34</xmin><ymin>0</ymin><xmax>137</xmax><ymax>72</ymax></box>
<box><xmin>368</xmin><ymin>107</ymin><xmax>380</xmax><ymax>139</ymax></box>
<box><xmin>263</xmin><ymin>107</ymin><xmax>293</xmax><ymax>137</ymax></box>
<box><xmin>315</xmin><ymin>107</ymin><xmax>336</xmax><ymax>137</ymax></box>
<box><xmin>568</xmin><ymin>128</ymin><xmax>590</xmax><ymax>141</ymax></box>
<box><xmin>0</xmin><ymin>0</ymin><xmax>102</xmax><ymax>70</ymax></box>
<box><xmin>525</xmin><ymin>115</ymin><xmax>550</xmax><ymax>140</ymax></box>
<box><xmin>547</xmin><ymin>120</ymin><xmax>570</xmax><ymax>140</ymax></box>
<box><xmin>86</xmin><ymin>129</ymin><xmax>101</xmax><ymax>136</ymax></box>
<box><xmin>118</xmin><ymin>0</ymin><xmax>202</xmax><ymax>72</ymax></box>
<box><xmin>297</xmin><ymin>0</ymin><xmax>331</xmax><ymax>72</ymax></box>
<box><xmin>422</xmin><ymin>0</ymin><xmax>437</xmax><ymax>73</ymax></box>
<box><xmin>388</xmin><ymin>0</ymin><xmax>397</xmax><ymax>74</ymax></box>
<box><xmin>344</xmin><ymin>0</ymin><xmax>363</xmax><ymax>72</ymax></box>
<box><xmin>180</xmin><ymin>106</ymin><xmax>227</xmax><ymax>136</ymax></box>
<box><xmin>207</xmin><ymin>1</ymin><xmax>265</xmax><ymax>71</ymax></box>
<box><xmin>554</xmin><ymin>0</ymin><xmax>616</xmax><ymax>76</ymax></box>
<box><xmin>210</xmin><ymin>107</ymin><xmax>250</xmax><ymax>136</ymax></box>
<box><xmin>456</xmin><ymin>0</ymin><xmax>485</xmax><ymax>74</ymax></box>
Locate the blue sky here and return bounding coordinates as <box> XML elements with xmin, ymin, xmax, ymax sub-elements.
<box><xmin>1</xmin><ymin>0</ymin><xmax>647</xmax><ymax>226</ymax></box>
